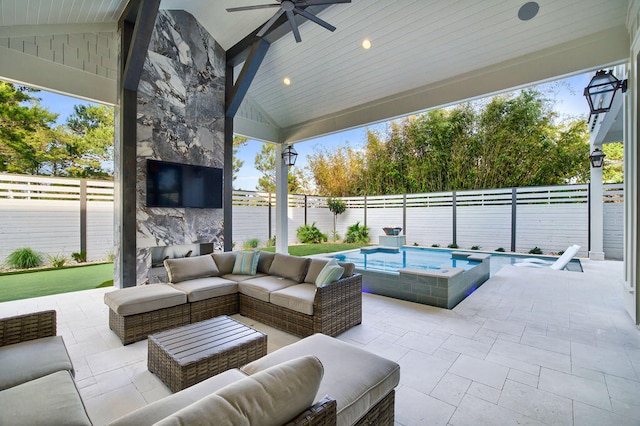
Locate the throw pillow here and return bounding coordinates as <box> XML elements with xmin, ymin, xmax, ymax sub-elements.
<box><xmin>315</xmin><ymin>258</ymin><xmax>344</xmax><ymax>287</ymax></box>
<box><xmin>232</xmin><ymin>250</ymin><xmax>260</xmax><ymax>275</ymax></box>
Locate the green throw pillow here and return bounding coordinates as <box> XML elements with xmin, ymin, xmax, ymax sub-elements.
<box><xmin>315</xmin><ymin>258</ymin><xmax>344</xmax><ymax>287</ymax></box>
<box><xmin>233</xmin><ymin>250</ymin><xmax>260</xmax><ymax>275</ymax></box>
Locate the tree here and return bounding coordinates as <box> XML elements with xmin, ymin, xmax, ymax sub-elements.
<box><xmin>306</xmin><ymin>143</ymin><xmax>364</xmax><ymax>196</ymax></box>
<box><xmin>602</xmin><ymin>142</ymin><xmax>624</xmax><ymax>183</ymax></box>
<box><xmin>232</xmin><ymin>136</ymin><xmax>248</xmax><ymax>186</ymax></box>
<box><xmin>63</xmin><ymin>104</ymin><xmax>114</xmax><ymax>178</ymax></box>
<box><xmin>0</xmin><ymin>82</ymin><xmax>57</xmax><ymax>174</ymax></box>
<box><xmin>254</xmin><ymin>143</ymin><xmax>306</xmax><ymax>193</ymax></box>
<box><xmin>326</xmin><ymin>197</ymin><xmax>347</xmax><ymax>241</ymax></box>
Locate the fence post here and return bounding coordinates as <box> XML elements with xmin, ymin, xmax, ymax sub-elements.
<box><xmin>452</xmin><ymin>191</ymin><xmax>457</xmax><ymax>245</ymax></box>
<box><xmin>364</xmin><ymin>195</ymin><xmax>368</xmax><ymax>227</ymax></box>
<box><xmin>80</xmin><ymin>180</ymin><xmax>87</xmax><ymax>256</ymax></box>
<box><xmin>403</xmin><ymin>194</ymin><xmax>407</xmax><ymax>235</ymax></box>
<box><xmin>511</xmin><ymin>187</ymin><xmax>517</xmax><ymax>252</ymax></box>
<box><xmin>304</xmin><ymin>195</ymin><xmax>308</xmax><ymax>226</ymax></box>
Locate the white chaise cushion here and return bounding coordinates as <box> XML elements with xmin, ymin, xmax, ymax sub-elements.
<box><xmin>154</xmin><ymin>355</ymin><xmax>324</xmax><ymax>426</ymax></box>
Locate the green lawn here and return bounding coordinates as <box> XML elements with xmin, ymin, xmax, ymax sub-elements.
<box><xmin>259</xmin><ymin>243</ymin><xmax>367</xmax><ymax>256</ymax></box>
<box><xmin>0</xmin><ymin>263</ymin><xmax>114</xmax><ymax>302</ymax></box>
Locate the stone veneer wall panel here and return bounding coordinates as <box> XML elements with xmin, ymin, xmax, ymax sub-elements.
<box><xmin>135</xmin><ymin>10</ymin><xmax>225</xmax><ymax>284</ymax></box>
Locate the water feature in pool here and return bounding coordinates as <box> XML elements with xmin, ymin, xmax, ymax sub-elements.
<box><xmin>333</xmin><ymin>246</ymin><xmax>583</xmax><ymax>276</ymax></box>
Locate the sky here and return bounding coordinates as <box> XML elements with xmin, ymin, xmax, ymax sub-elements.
<box><xmin>34</xmin><ymin>72</ymin><xmax>593</xmax><ymax>191</ymax></box>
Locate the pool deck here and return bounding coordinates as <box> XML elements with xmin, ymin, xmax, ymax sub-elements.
<box><xmin>0</xmin><ymin>259</ymin><xmax>638</xmax><ymax>425</ymax></box>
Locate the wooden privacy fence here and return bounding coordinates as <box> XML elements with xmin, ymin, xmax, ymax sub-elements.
<box><xmin>0</xmin><ymin>174</ymin><xmax>625</xmax><ymax>264</ymax></box>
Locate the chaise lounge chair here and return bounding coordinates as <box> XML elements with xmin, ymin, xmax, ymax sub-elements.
<box><xmin>513</xmin><ymin>244</ymin><xmax>581</xmax><ymax>270</ymax></box>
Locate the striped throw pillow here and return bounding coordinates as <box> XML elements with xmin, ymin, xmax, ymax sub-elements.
<box><xmin>315</xmin><ymin>259</ymin><xmax>344</xmax><ymax>287</ymax></box>
<box><xmin>232</xmin><ymin>251</ymin><xmax>260</xmax><ymax>275</ymax></box>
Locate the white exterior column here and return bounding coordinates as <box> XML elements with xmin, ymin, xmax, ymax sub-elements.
<box><xmin>589</xmin><ymin>144</ymin><xmax>605</xmax><ymax>260</ymax></box>
<box><xmin>274</xmin><ymin>144</ymin><xmax>289</xmax><ymax>254</ymax></box>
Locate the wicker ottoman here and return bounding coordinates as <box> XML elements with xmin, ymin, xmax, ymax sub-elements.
<box><xmin>104</xmin><ymin>284</ymin><xmax>190</xmax><ymax>345</ymax></box>
<box><xmin>148</xmin><ymin>315</ymin><xmax>267</xmax><ymax>392</ymax></box>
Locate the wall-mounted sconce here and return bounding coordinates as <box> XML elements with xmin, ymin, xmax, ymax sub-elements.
<box><xmin>589</xmin><ymin>147</ymin><xmax>606</xmax><ymax>168</ymax></box>
<box><xmin>584</xmin><ymin>70</ymin><xmax>627</xmax><ymax>115</ymax></box>
<box><xmin>282</xmin><ymin>145</ymin><xmax>298</xmax><ymax>167</ymax></box>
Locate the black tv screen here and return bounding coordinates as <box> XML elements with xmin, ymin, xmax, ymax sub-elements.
<box><xmin>146</xmin><ymin>160</ymin><xmax>223</xmax><ymax>208</ymax></box>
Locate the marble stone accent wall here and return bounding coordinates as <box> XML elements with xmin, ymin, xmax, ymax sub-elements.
<box><xmin>135</xmin><ymin>10</ymin><xmax>225</xmax><ymax>284</ymax></box>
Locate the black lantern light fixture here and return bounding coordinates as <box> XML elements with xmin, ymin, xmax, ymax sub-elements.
<box><xmin>282</xmin><ymin>145</ymin><xmax>298</xmax><ymax>167</ymax></box>
<box><xmin>589</xmin><ymin>147</ymin><xmax>606</xmax><ymax>168</ymax></box>
<box><xmin>584</xmin><ymin>70</ymin><xmax>627</xmax><ymax>115</ymax></box>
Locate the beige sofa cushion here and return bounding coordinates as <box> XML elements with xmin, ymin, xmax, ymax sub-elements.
<box><xmin>238</xmin><ymin>276</ymin><xmax>298</xmax><ymax>302</ymax></box>
<box><xmin>155</xmin><ymin>356</ymin><xmax>323</xmax><ymax>426</ymax></box>
<box><xmin>0</xmin><ymin>335</ymin><xmax>73</xmax><ymax>391</ymax></box>
<box><xmin>0</xmin><ymin>370</ymin><xmax>91</xmax><ymax>426</ymax></box>
<box><xmin>270</xmin><ymin>284</ymin><xmax>316</xmax><ymax>315</ymax></box>
<box><xmin>242</xmin><ymin>333</ymin><xmax>400</xmax><ymax>426</ymax></box>
<box><xmin>108</xmin><ymin>369</ymin><xmax>247</xmax><ymax>426</ymax></box>
<box><xmin>222</xmin><ymin>273</ymin><xmax>267</xmax><ymax>282</ymax></box>
<box><xmin>269</xmin><ymin>254</ymin><xmax>310</xmax><ymax>283</ymax></box>
<box><xmin>305</xmin><ymin>259</ymin><xmax>355</xmax><ymax>283</ymax></box>
<box><xmin>169</xmin><ymin>277</ymin><xmax>238</xmax><ymax>303</ymax></box>
<box><xmin>104</xmin><ymin>285</ymin><xmax>187</xmax><ymax>316</ymax></box>
<box><xmin>257</xmin><ymin>251</ymin><xmax>276</xmax><ymax>273</ymax></box>
<box><xmin>164</xmin><ymin>255</ymin><xmax>220</xmax><ymax>283</ymax></box>
<box><xmin>212</xmin><ymin>252</ymin><xmax>237</xmax><ymax>275</ymax></box>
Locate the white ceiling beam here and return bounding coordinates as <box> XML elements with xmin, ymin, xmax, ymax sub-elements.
<box><xmin>0</xmin><ymin>46</ymin><xmax>116</xmax><ymax>105</ymax></box>
<box><xmin>0</xmin><ymin>23</ymin><xmax>117</xmax><ymax>37</ymax></box>
<box><xmin>280</xmin><ymin>25</ymin><xmax>630</xmax><ymax>144</ymax></box>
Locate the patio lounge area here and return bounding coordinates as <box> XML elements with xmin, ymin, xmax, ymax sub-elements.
<box><xmin>1</xmin><ymin>259</ymin><xmax>637</xmax><ymax>425</ymax></box>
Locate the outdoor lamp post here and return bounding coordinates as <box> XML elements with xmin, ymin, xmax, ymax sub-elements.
<box><xmin>589</xmin><ymin>147</ymin><xmax>606</xmax><ymax>168</ymax></box>
<box><xmin>584</xmin><ymin>70</ymin><xmax>627</xmax><ymax>114</ymax></box>
<box><xmin>282</xmin><ymin>145</ymin><xmax>298</xmax><ymax>167</ymax></box>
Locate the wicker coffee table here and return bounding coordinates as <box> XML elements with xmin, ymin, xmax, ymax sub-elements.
<box><xmin>148</xmin><ymin>315</ymin><xmax>267</xmax><ymax>392</ymax></box>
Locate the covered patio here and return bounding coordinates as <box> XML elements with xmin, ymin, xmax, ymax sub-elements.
<box><xmin>0</xmin><ymin>260</ymin><xmax>636</xmax><ymax>424</ymax></box>
<box><xmin>1</xmin><ymin>0</ymin><xmax>640</xmax><ymax>424</ymax></box>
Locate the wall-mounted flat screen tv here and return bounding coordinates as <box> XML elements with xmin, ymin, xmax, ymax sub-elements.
<box><xmin>146</xmin><ymin>159</ymin><xmax>223</xmax><ymax>208</ymax></box>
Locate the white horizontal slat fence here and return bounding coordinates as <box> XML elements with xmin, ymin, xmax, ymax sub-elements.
<box><xmin>0</xmin><ymin>174</ymin><xmax>625</xmax><ymax>263</ymax></box>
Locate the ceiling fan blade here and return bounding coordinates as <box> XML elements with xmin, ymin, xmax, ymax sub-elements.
<box><xmin>257</xmin><ymin>8</ymin><xmax>286</xmax><ymax>37</ymax></box>
<box><xmin>226</xmin><ymin>4</ymin><xmax>281</xmax><ymax>12</ymax></box>
<box><xmin>296</xmin><ymin>0</ymin><xmax>351</xmax><ymax>6</ymax></box>
<box><xmin>294</xmin><ymin>7</ymin><xmax>336</xmax><ymax>32</ymax></box>
<box><xmin>286</xmin><ymin>10</ymin><xmax>302</xmax><ymax>42</ymax></box>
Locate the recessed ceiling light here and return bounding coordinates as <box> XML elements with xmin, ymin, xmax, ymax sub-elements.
<box><xmin>362</xmin><ymin>39</ymin><xmax>372</xmax><ymax>50</ymax></box>
<box><xmin>283</xmin><ymin>77</ymin><xmax>291</xmax><ymax>86</ymax></box>
<box><xmin>518</xmin><ymin>2</ymin><xmax>539</xmax><ymax>21</ymax></box>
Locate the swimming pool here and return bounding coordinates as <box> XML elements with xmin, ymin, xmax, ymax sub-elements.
<box><xmin>331</xmin><ymin>246</ymin><xmax>582</xmax><ymax>309</ymax></box>
<box><xmin>333</xmin><ymin>246</ymin><xmax>583</xmax><ymax>276</ymax></box>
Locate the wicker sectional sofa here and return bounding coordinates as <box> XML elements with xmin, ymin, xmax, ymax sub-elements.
<box><xmin>0</xmin><ymin>310</ymin><xmax>92</xmax><ymax>425</ymax></box>
<box><xmin>105</xmin><ymin>251</ymin><xmax>362</xmax><ymax>344</ymax></box>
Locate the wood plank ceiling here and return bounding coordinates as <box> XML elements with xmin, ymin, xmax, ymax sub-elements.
<box><xmin>0</xmin><ymin>0</ymin><xmax>631</xmax><ymax>143</ymax></box>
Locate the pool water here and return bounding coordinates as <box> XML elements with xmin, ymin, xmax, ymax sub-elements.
<box><xmin>333</xmin><ymin>247</ymin><xmax>582</xmax><ymax>276</ymax></box>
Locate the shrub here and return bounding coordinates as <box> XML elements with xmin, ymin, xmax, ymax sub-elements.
<box><xmin>71</xmin><ymin>251</ymin><xmax>87</xmax><ymax>263</ymax></box>
<box><xmin>266</xmin><ymin>235</ymin><xmax>276</xmax><ymax>247</ymax></box>
<box><xmin>413</xmin><ymin>242</ymin><xmax>419</xmax><ymax>246</ymax></box>
<box><xmin>495</xmin><ymin>247</ymin><xmax>505</xmax><ymax>252</ymax></box>
<box><xmin>47</xmin><ymin>254</ymin><xmax>68</xmax><ymax>268</ymax></box>
<box><xmin>297</xmin><ymin>223</ymin><xmax>328</xmax><ymax>244</ymax></box>
<box><xmin>107</xmin><ymin>251</ymin><xmax>115</xmax><ymax>262</ymax></box>
<box><xmin>345</xmin><ymin>222</ymin><xmax>370</xmax><ymax>244</ymax></box>
<box><xmin>431</xmin><ymin>244</ymin><xmax>440</xmax><ymax>248</ymax></box>
<box><xmin>6</xmin><ymin>248</ymin><xmax>43</xmax><ymax>269</ymax></box>
<box><xmin>330</xmin><ymin>231</ymin><xmax>341</xmax><ymax>242</ymax></box>
<box><xmin>528</xmin><ymin>247</ymin><xmax>543</xmax><ymax>254</ymax></box>
<box><xmin>471</xmin><ymin>245</ymin><xmax>480</xmax><ymax>250</ymax></box>
<box><xmin>447</xmin><ymin>243</ymin><xmax>459</xmax><ymax>249</ymax></box>
<box><xmin>243</xmin><ymin>238</ymin><xmax>260</xmax><ymax>249</ymax></box>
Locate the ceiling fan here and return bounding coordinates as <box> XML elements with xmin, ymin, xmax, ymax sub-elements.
<box><xmin>226</xmin><ymin>0</ymin><xmax>351</xmax><ymax>43</ymax></box>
